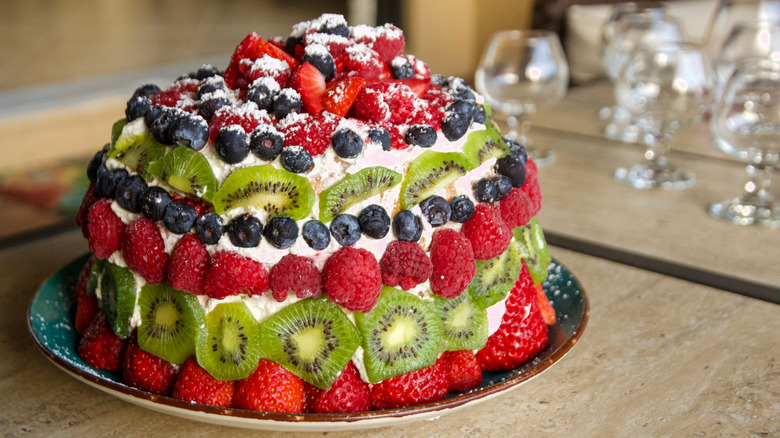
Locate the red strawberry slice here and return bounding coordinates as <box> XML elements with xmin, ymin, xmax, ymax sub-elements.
<box><xmin>173</xmin><ymin>356</ymin><xmax>235</xmax><ymax>408</ymax></box>
<box><xmin>536</xmin><ymin>284</ymin><xmax>557</xmax><ymax>325</ymax></box>
<box><xmin>233</xmin><ymin>359</ymin><xmax>304</xmax><ymax>413</ymax></box>
<box><xmin>321</xmin><ymin>77</ymin><xmax>366</xmax><ymax>117</ymax></box>
<box><xmin>224</xmin><ymin>32</ymin><xmax>263</xmax><ymax>89</ymax></box>
<box><xmin>291</xmin><ymin>62</ymin><xmax>326</xmax><ymax>115</ymax></box>
<box><xmin>397</xmin><ymin>78</ymin><xmax>430</xmax><ymax>98</ymax></box>
<box><xmin>261</xmin><ymin>41</ymin><xmax>300</xmax><ymax>70</ymax></box>
<box><xmin>122</xmin><ymin>334</ymin><xmax>179</xmax><ymax>396</ymax></box>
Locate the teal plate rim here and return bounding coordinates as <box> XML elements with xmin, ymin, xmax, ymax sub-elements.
<box><xmin>27</xmin><ymin>254</ymin><xmax>589</xmax><ymax>430</ymax></box>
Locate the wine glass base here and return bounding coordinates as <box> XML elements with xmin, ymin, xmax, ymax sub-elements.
<box><xmin>709</xmin><ymin>199</ymin><xmax>780</xmax><ymax>227</ymax></box>
<box><xmin>614</xmin><ymin>164</ymin><xmax>696</xmax><ymax>190</ymax></box>
<box><xmin>528</xmin><ymin>146</ymin><xmax>555</xmax><ymax>167</ymax></box>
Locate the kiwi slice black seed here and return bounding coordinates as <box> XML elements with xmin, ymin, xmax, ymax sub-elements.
<box><xmin>461</xmin><ymin>120</ymin><xmax>511</xmax><ymax>167</ymax></box>
<box><xmin>196</xmin><ymin>302</ymin><xmax>262</xmax><ymax>381</ymax></box>
<box><xmin>355</xmin><ymin>286</ymin><xmax>443</xmax><ymax>383</ymax></box>
<box><xmin>137</xmin><ymin>282</ymin><xmax>205</xmax><ymax>364</ymax></box>
<box><xmin>514</xmin><ymin>217</ymin><xmax>552</xmax><ymax>284</ymax></box>
<box><xmin>258</xmin><ymin>297</ymin><xmax>360</xmax><ymax>389</ymax></box>
<box><xmin>99</xmin><ymin>262</ymin><xmax>138</xmax><ymax>339</ymax></box>
<box><xmin>399</xmin><ymin>151</ymin><xmax>474</xmax><ymax>210</ymax></box>
<box><xmin>86</xmin><ymin>258</ymin><xmax>104</xmax><ymax>297</ymax></box>
<box><xmin>318</xmin><ymin>166</ymin><xmax>402</xmax><ymax>223</ymax></box>
<box><xmin>467</xmin><ymin>239</ymin><xmax>523</xmax><ymax>309</ymax></box>
<box><xmin>147</xmin><ymin>146</ymin><xmax>219</xmax><ymax>202</ymax></box>
<box><xmin>212</xmin><ymin>164</ymin><xmax>315</xmax><ymax>220</ymax></box>
<box><xmin>107</xmin><ymin>129</ymin><xmax>167</xmax><ymax>181</ymax></box>
<box><xmin>434</xmin><ymin>292</ymin><xmax>488</xmax><ymax>351</ymax></box>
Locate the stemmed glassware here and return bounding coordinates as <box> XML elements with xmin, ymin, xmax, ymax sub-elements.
<box><xmin>712</xmin><ymin>19</ymin><xmax>780</xmax><ymax>94</ymax></box>
<box><xmin>710</xmin><ymin>59</ymin><xmax>780</xmax><ymax>226</ymax></box>
<box><xmin>613</xmin><ymin>42</ymin><xmax>715</xmax><ymax>189</ymax></box>
<box><xmin>475</xmin><ymin>30</ymin><xmax>569</xmax><ymax>167</ymax></box>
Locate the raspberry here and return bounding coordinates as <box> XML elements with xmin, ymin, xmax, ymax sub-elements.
<box><xmin>439</xmin><ymin>350</ymin><xmax>483</xmax><ymax>393</ymax></box>
<box><xmin>461</xmin><ymin>203</ymin><xmax>512</xmax><ymax>260</ymax></box>
<box><xmin>339</xmin><ymin>44</ymin><xmax>391</xmax><ymax>81</ymax></box>
<box><xmin>121</xmin><ymin>218</ymin><xmax>169</xmax><ymax>284</ymax></box>
<box><xmin>208</xmin><ymin>102</ymin><xmax>271</xmax><ymax>143</ymax></box>
<box><xmin>521</xmin><ymin>159</ymin><xmax>543</xmax><ymax>215</ymax></box>
<box><xmin>76</xmin><ymin>184</ymin><xmax>101</xmax><ymax>238</ymax></box>
<box><xmin>384</xmin><ymin>124</ymin><xmax>408</xmax><ymax>150</ymax></box>
<box><xmin>203</xmin><ymin>250</ymin><xmax>269</xmax><ymax>299</ymax></box>
<box><xmin>152</xmin><ymin>78</ymin><xmax>199</xmax><ymax>108</ymax></box>
<box><xmin>421</xmin><ymin>84</ymin><xmax>452</xmax><ymax>109</ymax></box>
<box><xmin>354</xmin><ymin>82</ymin><xmax>416</xmax><ymax>125</ymax></box>
<box><xmin>245</xmin><ymin>54</ymin><xmax>293</xmax><ymax>88</ymax></box>
<box><xmin>269</xmin><ymin>254</ymin><xmax>322</xmax><ymax>302</ymax></box>
<box><xmin>122</xmin><ymin>335</ymin><xmax>179</xmax><ymax>396</ymax></box>
<box><xmin>173</xmin><ymin>356</ymin><xmax>235</xmax><ymax>408</ymax></box>
<box><xmin>233</xmin><ymin>358</ymin><xmax>304</xmax><ymax>413</ymax></box>
<box><xmin>323</xmin><ymin>247</ymin><xmax>382</xmax><ymax>312</ymax></box>
<box><xmin>498</xmin><ymin>187</ymin><xmax>533</xmax><ymax>230</ymax></box>
<box><xmin>352</xmin><ymin>24</ymin><xmax>405</xmax><ymax>64</ymax></box>
<box><xmin>406</xmin><ymin>99</ymin><xmax>445</xmax><ymax>130</ymax></box>
<box><xmin>77</xmin><ymin>312</ymin><xmax>127</xmax><ymax>371</ymax></box>
<box><xmin>379</xmin><ymin>241</ymin><xmax>432</xmax><ymax>291</ymax></box>
<box><xmin>167</xmin><ymin>234</ymin><xmax>210</xmax><ymax>295</ymax></box>
<box><xmin>87</xmin><ymin>199</ymin><xmax>126</xmax><ymax>260</ymax></box>
<box><xmin>370</xmin><ymin>361</ymin><xmax>449</xmax><ymax>410</ymax></box>
<box><xmin>277</xmin><ymin>112</ymin><xmax>340</xmax><ymax>156</ymax></box>
<box><xmin>303</xmin><ymin>32</ymin><xmax>354</xmax><ymax>59</ymax></box>
<box><xmin>429</xmin><ymin>228</ymin><xmax>476</xmax><ymax>298</ymax></box>
<box><xmin>75</xmin><ymin>258</ymin><xmax>100</xmax><ymax>336</ymax></box>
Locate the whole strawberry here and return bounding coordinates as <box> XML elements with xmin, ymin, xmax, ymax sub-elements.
<box><xmin>167</xmin><ymin>234</ymin><xmax>210</xmax><ymax>295</ymax></box>
<box><xmin>203</xmin><ymin>250</ymin><xmax>269</xmax><ymax>299</ymax></box>
<box><xmin>233</xmin><ymin>359</ymin><xmax>304</xmax><ymax>413</ymax></box>
<box><xmin>173</xmin><ymin>356</ymin><xmax>235</xmax><ymax>408</ymax></box>
<box><xmin>429</xmin><ymin>229</ymin><xmax>476</xmax><ymax>298</ymax></box>
<box><xmin>87</xmin><ymin>198</ymin><xmax>126</xmax><ymax>260</ymax></box>
<box><xmin>439</xmin><ymin>350</ymin><xmax>483</xmax><ymax>393</ymax></box>
<box><xmin>77</xmin><ymin>312</ymin><xmax>127</xmax><ymax>371</ymax></box>
<box><xmin>370</xmin><ymin>361</ymin><xmax>449</xmax><ymax>410</ymax></box>
<box><xmin>323</xmin><ymin>247</ymin><xmax>382</xmax><ymax>312</ymax></box>
<box><xmin>461</xmin><ymin>203</ymin><xmax>512</xmax><ymax>260</ymax></box>
<box><xmin>121</xmin><ymin>218</ymin><xmax>169</xmax><ymax>284</ymax></box>
<box><xmin>123</xmin><ymin>335</ymin><xmax>179</xmax><ymax>396</ymax></box>
<box><xmin>312</xmin><ymin>362</ymin><xmax>370</xmax><ymax>414</ymax></box>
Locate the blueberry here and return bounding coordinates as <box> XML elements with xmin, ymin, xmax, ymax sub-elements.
<box><xmin>247</xmin><ymin>79</ymin><xmax>279</xmax><ymax>111</ymax></box>
<box><xmin>367</xmin><ymin>128</ymin><xmax>392</xmax><ymax>151</ymax></box>
<box><xmin>215</xmin><ymin>125</ymin><xmax>250</xmax><ymax>164</ymax></box>
<box><xmin>144</xmin><ymin>104</ymin><xmax>164</xmax><ymax>129</ymax></box>
<box><xmin>249</xmin><ymin>128</ymin><xmax>284</xmax><ymax>161</ymax></box>
<box><xmin>195</xmin><ymin>212</ymin><xmax>224</xmax><ymax>245</ymax></box>
<box><xmin>473</xmin><ymin>105</ymin><xmax>487</xmax><ymax>124</ymax></box>
<box><xmin>96</xmin><ymin>166</ymin><xmax>128</xmax><ymax>198</ymax></box>
<box><xmin>114</xmin><ymin>175</ymin><xmax>148</xmax><ymax>213</ymax></box>
<box><xmin>194</xmin><ymin>64</ymin><xmax>220</xmax><ymax>80</ymax></box>
<box><xmin>330</xmin><ymin>214</ymin><xmax>361</xmax><ymax>246</ymax></box>
<box><xmin>493</xmin><ymin>175</ymin><xmax>513</xmax><ymax>201</ymax></box>
<box><xmin>286</xmin><ymin>36</ymin><xmax>302</xmax><ymax>54</ymax></box>
<box><xmin>273</xmin><ymin>89</ymin><xmax>302</xmax><ymax>119</ymax></box>
<box><xmin>302</xmin><ymin>220</ymin><xmax>330</xmax><ymax>250</ymax></box>
<box><xmin>139</xmin><ymin>186</ymin><xmax>172</xmax><ymax>221</ymax></box>
<box><xmin>126</xmin><ymin>96</ymin><xmax>152</xmax><ymax>122</ymax></box>
<box><xmin>392</xmin><ymin>210</ymin><xmax>423</xmax><ymax>242</ymax></box>
<box><xmin>431</xmin><ymin>74</ymin><xmax>448</xmax><ymax>86</ymax></box>
<box><xmin>391</xmin><ymin>58</ymin><xmax>414</xmax><ymax>79</ymax></box>
<box><xmin>473</xmin><ymin>178</ymin><xmax>498</xmax><ymax>203</ymax></box>
<box><xmin>332</xmin><ymin>128</ymin><xmax>363</xmax><ymax>158</ymax></box>
<box><xmin>419</xmin><ymin>195</ymin><xmax>452</xmax><ymax>227</ymax></box>
<box><xmin>87</xmin><ymin>150</ymin><xmax>105</xmax><ymax>184</ymax></box>
<box><xmin>227</xmin><ymin>213</ymin><xmax>263</xmax><ymax>247</ymax></box>
<box><xmin>319</xmin><ymin>22</ymin><xmax>350</xmax><ymax>38</ymax></box>
<box><xmin>280</xmin><ymin>146</ymin><xmax>313</xmax><ymax>173</ymax></box>
<box><xmin>450</xmin><ymin>195</ymin><xmax>475</xmax><ymax>223</ymax></box>
<box><xmin>132</xmin><ymin>84</ymin><xmax>161</xmax><ymax>99</ymax></box>
<box><xmin>441</xmin><ymin>112</ymin><xmax>471</xmax><ymax>141</ymax></box>
<box><xmin>150</xmin><ymin>108</ymin><xmax>183</xmax><ymax>145</ymax></box>
<box><xmin>447</xmin><ymin>99</ymin><xmax>476</xmax><ymax>119</ymax></box>
<box><xmin>358</xmin><ymin>205</ymin><xmax>391</xmax><ymax>239</ymax></box>
<box><xmin>196</xmin><ymin>76</ymin><xmax>226</xmax><ymax>99</ymax></box>
<box><xmin>263</xmin><ymin>216</ymin><xmax>299</xmax><ymax>249</ymax></box>
<box><xmin>171</xmin><ymin>113</ymin><xmax>209</xmax><ymax>151</ymax></box>
<box><xmin>502</xmin><ymin>137</ymin><xmax>528</xmax><ymax>165</ymax></box>
<box><xmin>302</xmin><ymin>47</ymin><xmax>336</xmax><ymax>81</ymax></box>
<box><xmin>496</xmin><ymin>155</ymin><xmax>527</xmax><ymax>187</ymax></box>
<box><xmin>163</xmin><ymin>202</ymin><xmax>197</xmax><ymax>234</ymax></box>
<box><xmin>198</xmin><ymin>95</ymin><xmax>230</xmax><ymax>119</ymax></box>
<box><xmin>404</xmin><ymin>125</ymin><xmax>437</xmax><ymax>147</ymax></box>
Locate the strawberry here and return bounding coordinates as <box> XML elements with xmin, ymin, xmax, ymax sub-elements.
<box><xmin>290</xmin><ymin>62</ymin><xmax>326</xmax><ymax>115</ymax></box>
<box><xmin>370</xmin><ymin>361</ymin><xmax>449</xmax><ymax>410</ymax></box>
<box><xmin>439</xmin><ymin>350</ymin><xmax>483</xmax><ymax>393</ymax></box>
<box><xmin>312</xmin><ymin>362</ymin><xmax>370</xmax><ymax>413</ymax></box>
<box><xmin>122</xmin><ymin>334</ymin><xmax>179</xmax><ymax>396</ymax></box>
<box><xmin>167</xmin><ymin>234</ymin><xmax>210</xmax><ymax>295</ymax></box>
<box><xmin>302</xmin><ymin>382</ymin><xmax>323</xmax><ymax>413</ymax></box>
<box><xmin>151</xmin><ymin>78</ymin><xmax>199</xmax><ymax>108</ymax></box>
<box><xmin>121</xmin><ymin>218</ymin><xmax>169</xmax><ymax>284</ymax></box>
<box><xmin>397</xmin><ymin>78</ymin><xmax>430</xmax><ymax>97</ymax></box>
<box><xmin>77</xmin><ymin>312</ymin><xmax>127</xmax><ymax>371</ymax></box>
<box><xmin>476</xmin><ymin>263</ymin><xmax>548</xmax><ymax>371</ymax></box>
<box><xmin>536</xmin><ymin>284</ymin><xmax>557</xmax><ymax>325</ymax></box>
<box><xmin>224</xmin><ymin>32</ymin><xmax>263</xmax><ymax>89</ymax></box>
<box><xmin>172</xmin><ymin>356</ymin><xmax>235</xmax><ymax>407</ymax></box>
<box><xmin>321</xmin><ymin>77</ymin><xmax>366</xmax><ymax>117</ymax></box>
<box><xmin>260</xmin><ymin>41</ymin><xmax>300</xmax><ymax>70</ymax></box>
<box><xmin>339</xmin><ymin>44</ymin><xmax>392</xmax><ymax>81</ymax></box>
<box><xmin>87</xmin><ymin>198</ymin><xmax>126</xmax><ymax>260</ymax></box>
<box><xmin>233</xmin><ymin>359</ymin><xmax>304</xmax><ymax>413</ymax></box>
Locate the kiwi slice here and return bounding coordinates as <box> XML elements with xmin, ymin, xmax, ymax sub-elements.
<box><xmin>99</xmin><ymin>262</ymin><xmax>138</xmax><ymax>339</ymax></box>
<box><xmin>514</xmin><ymin>217</ymin><xmax>552</xmax><ymax>284</ymax></box>
<box><xmin>196</xmin><ymin>301</ymin><xmax>263</xmax><ymax>381</ymax></box>
<box><xmin>399</xmin><ymin>151</ymin><xmax>475</xmax><ymax>210</ymax></box>
<box><xmin>111</xmin><ymin>118</ymin><xmax>128</xmax><ymax>148</ymax></box>
<box><xmin>86</xmin><ymin>258</ymin><xmax>104</xmax><ymax>297</ymax></box>
<box><xmin>147</xmin><ymin>146</ymin><xmax>219</xmax><ymax>202</ymax></box>
<box><xmin>107</xmin><ymin>130</ymin><xmax>167</xmax><ymax>181</ymax></box>
<box><xmin>212</xmin><ymin>165</ymin><xmax>315</xmax><ymax>220</ymax></box>
<box><xmin>355</xmin><ymin>286</ymin><xmax>443</xmax><ymax>383</ymax></box>
<box><xmin>258</xmin><ymin>297</ymin><xmax>360</xmax><ymax>389</ymax></box>
<box><xmin>467</xmin><ymin>239</ymin><xmax>523</xmax><ymax>309</ymax></box>
<box><xmin>137</xmin><ymin>282</ymin><xmax>206</xmax><ymax>364</ymax></box>
<box><xmin>462</xmin><ymin>121</ymin><xmax>511</xmax><ymax>167</ymax></box>
<box><xmin>434</xmin><ymin>292</ymin><xmax>488</xmax><ymax>351</ymax></box>
<box><xmin>318</xmin><ymin>166</ymin><xmax>402</xmax><ymax>223</ymax></box>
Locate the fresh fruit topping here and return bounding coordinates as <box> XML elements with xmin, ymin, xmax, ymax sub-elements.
<box><xmin>290</xmin><ymin>62</ymin><xmax>326</xmax><ymax>115</ymax></box>
<box><xmin>75</xmin><ymin>289</ymin><xmax>101</xmax><ymax>336</ymax></box>
<box><xmin>391</xmin><ymin>210</ymin><xmax>423</xmax><ymax>242</ymax></box>
<box><xmin>133</xmin><ymin>83</ymin><xmax>162</xmax><ymax>99</ymax></box>
<box><xmin>498</xmin><ymin>187</ymin><xmax>533</xmax><ymax>230</ymax></box>
<box><xmin>467</xmin><ymin>239</ymin><xmax>522</xmax><ymax>309</ymax></box>
<box><xmin>272</xmin><ymin>88</ymin><xmax>303</xmax><ymax>119</ymax></box>
<box><xmin>514</xmin><ymin>217</ymin><xmax>552</xmax><ymax>284</ymax></box>
<box><xmin>435</xmin><ymin>292</ymin><xmax>488</xmax><ymax>351</ymax></box>
<box><xmin>263</xmin><ymin>216</ymin><xmax>298</xmax><ymax>249</ymax></box>
<box><xmin>318</xmin><ymin>166</ymin><xmax>401</xmax><ymax>223</ymax></box>
<box><xmin>278</xmin><ymin>112</ymin><xmax>340</xmax><ymax>156</ymax></box>
<box><xmin>355</xmin><ymin>286</ymin><xmax>443</xmax><ymax>383</ymax></box>
<box><xmin>122</xmin><ymin>218</ymin><xmax>169</xmax><ymax>284</ymax></box>
<box><xmin>126</xmin><ymin>95</ymin><xmax>152</xmax><ymax>122</ymax></box>
<box><xmin>224</xmin><ymin>32</ymin><xmax>263</xmax><ymax>89</ymax></box>
<box><xmin>269</xmin><ymin>254</ymin><xmax>322</xmax><ymax>301</ymax></box>
<box><xmin>137</xmin><ymin>282</ymin><xmax>205</xmax><ymax>364</ymax></box>
<box><xmin>321</xmin><ymin>77</ymin><xmax>366</xmax><ymax>117</ymax></box>
<box><xmin>367</xmin><ymin>127</ymin><xmax>391</xmax><ymax>151</ymax></box>
<box><xmin>355</xmin><ymin>82</ymin><xmax>416</xmax><ymax>124</ymax></box>
<box><xmin>163</xmin><ymin>202</ymin><xmax>197</xmax><ymax>234</ymax></box>
<box><xmin>246</xmin><ymin>55</ymin><xmax>294</xmax><ymax>90</ymax></box>
<box><xmin>439</xmin><ymin>350</ymin><xmax>483</xmax><ymax>393</ymax></box>
<box><xmin>329</xmin><ymin>213</ymin><xmax>361</xmax><ymax>246</ymax></box>
<box><xmin>107</xmin><ymin>129</ymin><xmax>167</xmax><ymax>182</ymax></box>
<box><xmin>521</xmin><ymin>159</ymin><xmax>543</xmax><ymax>215</ymax></box>
<box><xmin>391</xmin><ymin>56</ymin><xmax>414</xmax><ymax>79</ymax></box>
<box><xmin>199</xmin><ymin>93</ymin><xmax>230</xmax><ymax>119</ymax></box>
<box><xmin>208</xmin><ymin>102</ymin><xmax>270</xmax><ymax>143</ymax></box>
<box><xmin>461</xmin><ymin>125</ymin><xmax>511</xmax><ymax>167</ymax></box>
<box><xmin>404</xmin><ymin>124</ymin><xmax>437</xmax><ymax>148</ymax></box>
<box><xmin>203</xmin><ymin>251</ymin><xmax>270</xmax><ymax>299</ymax></box>
<box><xmin>212</xmin><ymin>165</ymin><xmax>315</xmax><ymax>220</ymax></box>
<box><xmin>441</xmin><ymin>111</ymin><xmax>471</xmax><ymax>142</ymax></box>
<box><xmin>87</xmin><ymin>198</ymin><xmax>126</xmax><ymax>260</ymax></box>
<box><xmin>493</xmin><ymin>174</ymin><xmax>513</xmax><ymax>201</ymax></box>
<box><xmin>227</xmin><ymin>213</ymin><xmax>263</xmax><ymax>248</ymax></box>
<box><xmin>248</xmin><ymin>125</ymin><xmax>284</xmax><ymax>161</ymax></box>
<box><xmin>399</xmin><ymin>77</ymin><xmax>432</xmax><ymax>97</ymax></box>
<box><xmin>246</xmin><ymin>77</ymin><xmax>280</xmax><ymax>111</ymax></box>
<box><xmin>78</xmin><ymin>312</ymin><xmax>127</xmax><ymax>371</ymax></box>
<box><xmin>301</xmin><ymin>220</ymin><xmax>331</xmax><ymax>250</ymax></box>
<box><xmin>473</xmin><ymin>178</ymin><xmax>498</xmax><ymax>203</ymax></box>
<box><xmin>496</xmin><ymin>155</ymin><xmax>527</xmax><ymax>188</ymax></box>
<box><xmin>233</xmin><ymin>358</ymin><xmax>304</xmax><ymax>413</ymax></box>
<box><xmin>215</xmin><ymin>125</ymin><xmax>250</xmax><ymax>164</ymax></box>
<box><xmin>147</xmin><ymin>146</ymin><xmax>219</xmax><ymax>202</ymax></box>
<box><xmin>139</xmin><ymin>186</ymin><xmax>173</xmax><ymax>222</ymax></box>
<box><xmin>99</xmin><ymin>262</ymin><xmax>138</xmax><ymax>338</ymax></box>
<box><xmin>449</xmin><ymin>195</ymin><xmax>475</xmax><ymax>223</ymax></box>
<box><xmin>302</xmin><ymin>44</ymin><xmax>336</xmax><ymax>81</ymax></box>
<box><xmin>87</xmin><ymin>149</ymin><xmax>105</xmax><ymax>184</ymax></box>
<box><xmin>196</xmin><ymin>301</ymin><xmax>263</xmax><ymax>381</ymax></box>
<box><xmin>462</xmin><ymin>203</ymin><xmax>512</xmax><ymax>260</ymax></box>
<box><xmin>536</xmin><ymin>284</ymin><xmax>557</xmax><ymax>325</ymax></box>
<box><xmin>369</xmin><ymin>361</ymin><xmax>448</xmax><ymax>409</ymax></box>
<box><xmin>419</xmin><ymin>195</ymin><xmax>451</xmax><ymax>227</ymax></box>
<box><xmin>399</xmin><ymin>150</ymin><xmax>474</xmax><ymax>210</ymax></box>
<box><xmin>503</xmin><ymin>136</ymin><xmax>528</xmax><ymax>164</ymax></box>
<box><xmin>170</xmin><ymin>112</ymin><xmax>209</xmax><ymax>151</ymax></box>
<box><xmin>280</xmin><ymin>146</ymin><xmax>314</xmax><ymax>174</ymax></box>
<box><xmin>476</xmin><ymin>264</ymin><xmax>548</xmax><ymax>371</ymax></box>
<box><xmin>379</xmin><ymin>241</ymin><xmax>432</xmax><ymax>291</ymax></box>
<box><xmin>194</xmin><ymin>212</ymin><xmax>225</xmax><ymax>245</ymax></box>
<box><xmin>96</xmin><ymin>166</ymin><xmax>128</xmax><ymax>198</ymax></box>
<box><xmin>429</xmin><ymin>228</ymin><xmax>477</xmax><ymax>298</ymax></box>
<box><xmin>332</xmin><ymin>128</ymin><xmax>363</xmax><ymax>158</ymax></box>
<box><xmin>123</xmin><ymin>334</ymin><xmax>179</xmax><ymax>396</ymax></box>
<box><xmin>311</xmin><ymin>362</ymin><xmax>370</xmax><ymax>413</ymax></box>
<box><xmin>149</xmin><ymin>107</ymin><xmax>186</xmax><ymax>144</ymax></box>
<box><xmin>323</xmin><ymin>247</ymin><xmax>382</xmax><ymax>312</ymax></box>
<box><xmin>357</xmin><ymin>204</ymin><xmax>391</xmax><ymax>239</ymax></box>
<box><xmin>114</xmin><ymin>175</ymin><xmax>147</xmax><ymax>214</ymax></box>
<box><xmin>339</xmin><ymin>44</ymin><xmax>392</xmax><ymax>80</ymax></box>
<box><xmin>173</xmin><ymin>356</ymin><xmax>236</xmax><ymax>407</ymax></box>
<box><xmin>168</xmin><ymin>234</ymin><xmax>210</xmax><ymax>294</ymax></box>
<box><xmin>352</xmin><ymin>23</ymin><xmax>405</xmax><ymax>64</ymax></box>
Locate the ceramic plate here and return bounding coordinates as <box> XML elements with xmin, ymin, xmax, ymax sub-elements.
<box><xmin>28</xmin><ymin>255</ymin><xmax>588</xmax><ymax>432</ymax></box>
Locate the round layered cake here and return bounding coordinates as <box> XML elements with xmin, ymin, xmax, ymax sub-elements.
<box><xmin>73</xmin><ymin>14</ymin><xmax>555</xmax><ymax>413</ymax></box>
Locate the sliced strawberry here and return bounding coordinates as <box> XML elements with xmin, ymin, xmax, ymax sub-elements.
<box><xmin>261</xmin><ymin>41</ymin><xmax>300</xmax><ymax>70</ymax></box>
<box><xmin>224</xmin><ymin>32</ymin><xmax>263</xmax><ymax>89</ymax></box>
<box><xmin>397</xmin><ymin>78</ymin><xmax>430</xmax><ymax>98</ymax></box>
<box><xmin>321</xmin><ymin>77</ymin><xmax>366</xmax><ymax>117</ymax></box>
<box><xmin>291</xmin><ymin>62</ymin><xmax>326</xmax><ymax>115</ymax></box>
<box><xmin>536</xmin><ymin>284</ymin><xmax>557</xmax><ymax>325</ymax></box>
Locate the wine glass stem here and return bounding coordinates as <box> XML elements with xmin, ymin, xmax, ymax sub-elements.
<box><xmin>645</xmin><ymin>130</ymin><xmax>673</xmax><ymax>169</ymax></box>
<box><xmin>742</xmin><ymin>164</ymin><xmax>774</xmax><ymax>207</ymax></box>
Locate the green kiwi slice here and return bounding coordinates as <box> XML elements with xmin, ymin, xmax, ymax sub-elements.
<box><xmin>99</xmin><ymin>262</ymin><xmax>138</xmax><ymax>339</ymax></box>
<box><xmin>399</xmin><ymin>150</ymin><xmax>475</xmax><ymax>210</ymax></box>
<box><xmin>258</xmin><ymin>297</ymin><xmax>360</xmax><ymax>389</ymax></box>
<box><xmin>137</xmin><ymin>282</ymin><xmax>205</xmax><ymax>364</ymax></box>
<box><xmin>434</xmin><ymin>292</ymin><xmax>489</xmax><ymax>351</ymax></box>
<box><xmin>467</xmin><ymin>239</ymin><xmax>523</xmax><ymax>309</ymax></box>
<box><xmin>355</xmin><ymin>286</ymin><xmax>443</xmax><ymax>383</ymax></box>
<box><xmin>514</xmin><ymin>217</ymin><xmax>552</xmax><ymax>284</ymax></box>
<box><xmin>86</xmin><ymin>258</ymin><xmax>104</xmax><ymax>297</ymax></box>
<box><xmin>108</xmin><ymin>124</ymin><xmax>167</xmax><ymax>181</ymax></box>
<box><xmin>111</xmin><ymin>118</ymin><xmax>128</xmax><ymax>148</ymax></box>
<box><xmin>212</xmin><ymin>165</ymin><xmax>315</xmax><ymax>220</ymax></box>
<box><xmin>196</xmin><ymin>302</ymin><xmax>263</xmax><ymax>381</ymax></box>
<box><xmin>318</xmin><ymin>166</ymin><xmax>402</xmax><ymax>223</ymax></box>
<box><xmin>462</xmin><ymin>121</ymin><xmax>511</xmax><ymax>167</ymax></box>
<box><xmin>147</xmin><ymin>146</ymin><xmax>218</xmax><ymax>202</ymax></box>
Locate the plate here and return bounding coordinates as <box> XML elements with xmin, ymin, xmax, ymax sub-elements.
<box><xmin>28</xmin><ymin>254</ymin><xmax>589</xmax><ymax>432</ymax></box>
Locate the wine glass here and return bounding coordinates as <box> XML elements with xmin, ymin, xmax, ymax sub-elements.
<box><xmin>712</xmin><ymin>19</ymin><xmax>780</xmax><ymax>95</ymax></box>
<box><xmin>710</xmin><ymin>59</ymin><xmax>780</xmax><ymax>226</ymax></box>
<box><xmin>614</xmin><ymin>42</ymin><xmax>715</xmax><ymax>190</ymax></box>
<box><xmin>704</xmin><ymin>0</ymin><xmax>780</xmax><ymax>58</ymax></box>
<box><xmin>475</xmin><ymin>30</ymin><xmax>569</xmax><ymax>167</ymax></box>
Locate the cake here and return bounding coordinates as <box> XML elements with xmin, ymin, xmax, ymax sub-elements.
<box><xmin>72</xmin><ymin>13</ymin><xmax>555</xmax><ymax>413</ymax></box>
